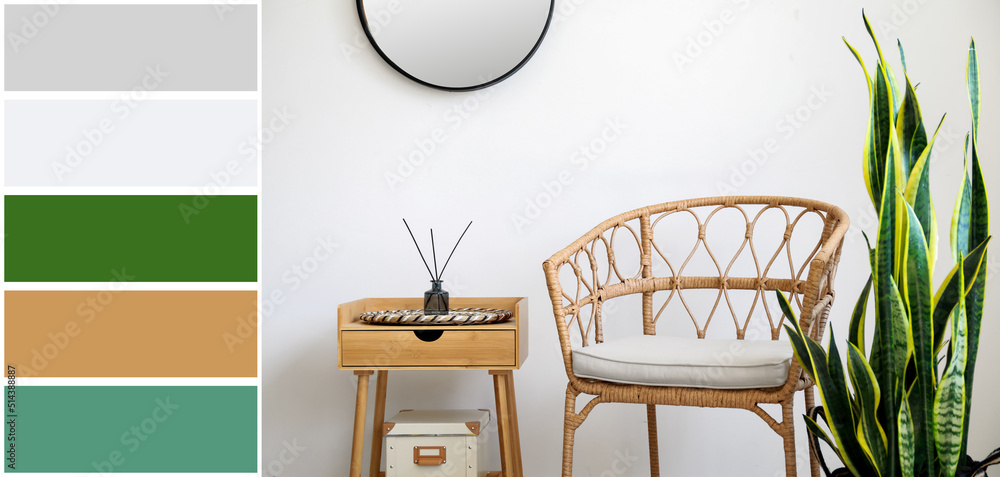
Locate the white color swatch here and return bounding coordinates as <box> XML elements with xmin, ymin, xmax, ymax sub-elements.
<box><xmin>5</xmin><ymin>100</ymin><xmax>258</xmax><ymax>187</ymax></box>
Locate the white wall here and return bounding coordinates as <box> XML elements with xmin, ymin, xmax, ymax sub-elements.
<box><xmin>262</xmin><ymin>0</ymin><xmax>1000</xmax><ymax>475</ymax></box>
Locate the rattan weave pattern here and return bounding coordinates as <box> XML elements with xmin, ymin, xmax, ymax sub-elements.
<box><xmin>359</xmin><ymin>307</ymin><xmax>513</xmax><ymax>325</ymax></box>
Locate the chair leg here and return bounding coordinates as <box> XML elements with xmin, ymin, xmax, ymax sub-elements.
<box><xmin>563</xmin><ymin>385</ymin><xmax>580</xmax><ymax>477</ymax></box>
<box><xmin>646</xmin><ymin>404</ymin><xmax>659</xmax><ymax>477</ymax></box>
<box><xmin>805</xmin><ymin>387</ymin><xmax>821</xmax><ymax>477</ymax></box>
<box><xmin>781</xmin><ymin>399</ymin><xmax>797</xmax><ymax>477</ymax></box>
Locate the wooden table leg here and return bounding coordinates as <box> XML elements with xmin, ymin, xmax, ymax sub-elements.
<box><xmin>350</xmin><ymin>370</ymin><xmax>373</xmax><ymax>477</ymax></box>
<box><xmin>491</xmin><ymin>370</ymin><xmax>517</xmax><ymax>477</ymax></box>
<box><xmin>504</xmin><ymin>372</ymin><xmax>523</xmax><ymax>476</ymax></box>
<box><xmin>369</xmin><ymin>371</ymin><xmax>388</xmax><ymax>477</ymax></box>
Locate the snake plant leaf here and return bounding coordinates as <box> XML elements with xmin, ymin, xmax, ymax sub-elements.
<box><xmin>970</xmin><ymin>447</ymin><xmax>1000</xmax><ymax>477</ymax></box>
<box><xmin>952</xmin><ymin>137</ymin><xmax>973</xmax><ymax>263</ymax></box>
<box><xmin>863</xmin><ymin>230</ymin><xmax>876</xmax><ymax>273</ymax></box>
<box><xmin>804</xmin><ymin>414</ymin><xmax>841</xmax><ymax>460</ymax></box>
<box><xmin>929</xmin><ymin>201</ymin><xmax>939</xmax><ymax>277</ymax></box>
<box><xmin>888</xmin><ymin>277</ymin><xmax>910</xmax><ymax>384</ymax></box>
<box><xmin>845</xmin><ymin>32</ymin><xmax>878</xmax><ymax>209</ymax></box>
<box><xmin>932</xmin><ymin>236</ymin><xmax>989</xmax><ymax>355</ymax></box>
<box><xmin>903</xmin><ymin>199</ymin><xmax>934</xmax><ymax>358</ymax></box>
<box><xmin>863</xmin><ymin>116</ymin><xmax>878</xmax><ymax>210</ymax></box>
<box><xmin>808</xmin><ymin>330</ymin><xmax>877</xmax><ymax>475</ymax></box>
<box><xmin>960</xmin><ymin>255</ymin><xmax>988</xmax><ymax>462</ymax></box>
<box><xmin>876</xmin><ymin>134</ymin><xmax>899</xmax><ymax>283</ymax></box>
<box><xmin>895</xmin><ymin>74</ymin><xmax>926</xmax><ymax>176</ymax></box>
<box><xmin>965</xmin><ymin>39</ymin><xmax>988</xmax><ymax>394</ymax></box>
<box><xmin>960</xmin><ymin>39</ymin><xmax>989</xmax><ymax>462</ymax></box>
<box><xmin>848</xmin><ymin>275</ymin><xmax>874</xmax><ymax>355</ymax></box>
<box><xmin>784</xmin><ymin>324</ymin><xmax>814</xmax><ymax>383</ymax></box>
<box><xmin>895</xmin><ymin>40</ymin><xmax>928</xmax><ymax>177</ymax></box>
<box><xmin>935</xmin><ymin>258</ymin><xmax>969</xmax><ymax>477</ymax></box>
<box><xmin>845</xmin><ymin>37</ymin><xmax>873</xmax><ymax>101</ymax></box>
<box><xmin>868</xmin><ymin>280</ymin><xmax>907</xmax><ymax>477</ymax></box>
<box><xmin>959</xmin><ymin>39</ymin><xmax>990</xmax><ymax>456</ymax></box>
<box><xmin>968</xmin><ymin>38</ymin><xmax>980</xmax><ymax>137</ymax></box>
<box><xmin>779</xmin><ymin>291</ymin><xmax>813</xmax><ymax>376</ymax></box>
<box><xmin>898</xmin><ymin>390</ymin><xmax>915</xmax><ymax>477</ymax></box>
<box><xmin>898</xmin><ymin>40</ymin><xmax>908</xmax><ymax>72</ymax></box>
<box><xmin>887</xmin><ymin>66</ymin><xmax>903</xmax><ymax>122</ymax></box>
<box><xmin>847</xmin><ymin>342</ymin><xmax>887</xmax><ymax>473</ymax></box>
<box><xmin>863</xmin><ymin>10</ymin><xmax>887</xmax><ymax>72</ymax></box>
<box><xmin>875</xmin><ymin>143</ymin><xmax>905</xmax><ymax>379</ymax></box>
<box><xmin>828</xmin><ymin>330</ymin><xmax>858</xmax><ymax>441</ymax></box>
<box><xmin>890</xmin><ymin>134</ymin><xmax>908</xmax><ymax>282</ymax></box>
<box><xmin>872</xmin><ymin>151</ymin><xmax>903</xmax><ymax>477</ymax></box>
<box><xmin>969</xmin><ymin>154</ymin><xmax>987</xmax><ymax>277</ymax></box>
<box><xmin>903</xmin><ymin>114</ymin><xmax>946</xmax><ymax>275</ymax></box>
<box><xmin>779</xmin><ymin>291</ymin><xmax>876</xmax><ymax>475</ymax></box>
<box><xmin>903</xmin><ymin>201</ymin><xmax>938</xmax><ymax>475</ymax></box>
<box><xmin>869</xmin><ymin>65</ymin><xmax>895</xmax><ymax>211</ymax></box>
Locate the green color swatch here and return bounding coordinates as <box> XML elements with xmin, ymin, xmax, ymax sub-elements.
<box><xmin>4</xmin><ymin>195</ymin><xmax>256</xmax><ymax>282</ymax></box>
<box><xmin>4</xmin><ymin>386</ymin><xmax>257</xmax><ymax>472</ymax></box>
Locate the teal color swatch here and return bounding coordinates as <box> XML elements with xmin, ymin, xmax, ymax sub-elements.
<box><xmin>4</xmin><ymin>386</ymin><xmax>257</xmax><ymax>472</ymax></box>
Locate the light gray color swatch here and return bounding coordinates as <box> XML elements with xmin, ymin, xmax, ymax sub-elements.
<box><xmin>5</xmin><ymin>4</ymin><xmax>257</xmax><ymax>91</ymax></box>
<box><xmin>5</xmin><ymin>100</ymin><xmax>259</xmax><ymax>186</ymax></box>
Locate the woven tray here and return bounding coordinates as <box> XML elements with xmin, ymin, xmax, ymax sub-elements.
<box><xmin>359</xmin><ymin>307</ymin><xmax>513</xmax><ymax>325</ymax></box>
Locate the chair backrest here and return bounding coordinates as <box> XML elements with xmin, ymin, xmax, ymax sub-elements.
<box><xmin>542</xmin><ymin>196</ymin><xmax>849</xmax><ymax>355</ymax></box>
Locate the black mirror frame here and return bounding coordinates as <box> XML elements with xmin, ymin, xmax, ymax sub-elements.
<box><xmin>356</xmin><ymin>0</ymin><xmax>554</xmax><ymax>92</ymax></box>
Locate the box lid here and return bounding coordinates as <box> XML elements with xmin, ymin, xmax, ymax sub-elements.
<box><xmin>384</xmin><ymin>409</ymin><xmax>490</xmax><ymax>437</ymax></box>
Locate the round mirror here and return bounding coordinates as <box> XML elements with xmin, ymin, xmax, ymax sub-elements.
<box><xmin>357</xmin><ymin>0</ymin><xmax>553</xmax><ymax>91</ymax></box>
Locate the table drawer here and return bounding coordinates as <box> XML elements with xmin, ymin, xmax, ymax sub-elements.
<box><xmin>340</xmin><ymin>329</ymin><xmax>516</xmax><ymax>367</ymax></box>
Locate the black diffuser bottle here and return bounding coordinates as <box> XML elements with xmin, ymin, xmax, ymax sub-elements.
<box><xmin>404</xmin><ymin>219</ymin><xmax>471</xmax><ymax>316</ymax></box>
<box><xmin>423</xmin><ymin>279</ymin><xmax>449</xmax><ymax>315</ymax></box>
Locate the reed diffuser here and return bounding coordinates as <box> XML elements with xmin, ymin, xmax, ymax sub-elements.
<box><xmin>402</xmin><ymin>219</ymin><xmax>472</xmax><ymax>315</ymax></box>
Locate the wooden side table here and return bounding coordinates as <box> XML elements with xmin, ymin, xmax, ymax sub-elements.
<box><xmin>338</xmin><ymin>297</ymin><xmax>528</xmax><ymax>477</ymax></box>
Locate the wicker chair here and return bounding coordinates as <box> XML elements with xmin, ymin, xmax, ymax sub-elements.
<box><xmin>541</xmin><ymin>196</ymin><xmax>849</xmax><ymax>477</ymax></box>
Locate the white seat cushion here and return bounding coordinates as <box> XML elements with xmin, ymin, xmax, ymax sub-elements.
<box><xmin>572</xmin><ymin>335</ymin><xmax>793</xmax><ymax>389</ymax></box>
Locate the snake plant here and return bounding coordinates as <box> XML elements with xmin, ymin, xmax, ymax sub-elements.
<box><xmin>779</xmin><ymin>12</ymin><xmax>996</xmax><ymax>477</ymax></box>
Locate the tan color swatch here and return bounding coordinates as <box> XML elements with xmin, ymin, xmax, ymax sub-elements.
<box><xmin>5</xmin><ymin>290</ymin><xmax>257</xmax><ymax>377</ymax></box>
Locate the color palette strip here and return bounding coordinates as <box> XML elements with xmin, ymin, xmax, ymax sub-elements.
<box><xmin>3</xmin><ymin>386</ymin><xmax>257</xmax><ymax>472</ymax></box>
<box><xmin>5</xmin><ymin>291</ymin><xmax>257</xmax><ymax>377</ymax></box>
<box><xmin>4</xmin><ymin>2</ymin><xmax>261</xmax><ymax>473</ymax></box>
<box><xmin>5</xmin><ymin>195</ymin><xmax>257</xmax><ymax>282</ymax></box>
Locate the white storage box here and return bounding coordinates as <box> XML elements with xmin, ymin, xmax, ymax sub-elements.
<box><xmin>384</xmin><ymin>409</ymin><xmax>491</xmax><ymax>477</ymax></box>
